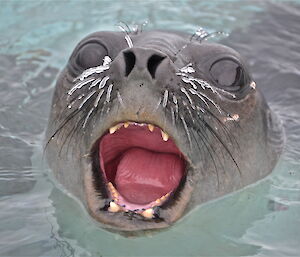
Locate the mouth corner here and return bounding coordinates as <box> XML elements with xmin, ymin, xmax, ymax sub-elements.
<box><xmin>86</xmin><ymin>120</ymin><xmax>192</xmax><ymax>230</ymax></box>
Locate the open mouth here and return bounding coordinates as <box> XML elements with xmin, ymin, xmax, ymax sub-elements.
<box><xmin>98</xmin><ymin>122</ymin><xmax>186</xmax><ymax>219</ymax></box>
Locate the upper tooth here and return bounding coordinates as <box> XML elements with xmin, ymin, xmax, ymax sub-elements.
<box><xmin>109</xmin><ymin>125</ymin><xmax>118</xmax><ymax>134</ymax></box>
<box><xmin>148</xmin><ymin>124</ymin><xmax>154</xmax><ymax>132</ymax></box>
<box><xmin>108</xmin><ymin>201</ymin><xmax>120</xmax><ymax>212</ymax></box>
<box><xmin>141</xmin><ymin>208</ymin><xmax>154</xmax><ymax>219</ymax></box>
<box><xmin>161</xmin><ymin>130</ymin><xmax>169</xmax><ymax>141</ymax></box>
<box><xmin>124</xmin><ymin>122</ymin><xmax>129</xmax><ymax>128</ymax></box>
<box><xmin>109</xmin><ymin>124</ymin><xmax>123</xmax><ymax>134</ymax></box>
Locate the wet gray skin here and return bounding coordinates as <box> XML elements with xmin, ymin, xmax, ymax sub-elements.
<box><xmin>45</xmin><ymin>30</ymin><xmax>283</xmax><ymax>233</ymax></box>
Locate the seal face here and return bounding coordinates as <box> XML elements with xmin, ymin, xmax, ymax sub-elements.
<box><xmin>46</xmin><ymin>30</ymin><xmax>283</xmax><ymax>232</ymax></box>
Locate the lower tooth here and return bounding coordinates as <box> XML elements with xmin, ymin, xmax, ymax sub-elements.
<box><xmin>141</xmin><ymin>208</ymin><xmax>154</xmax><ymax>219</ymax></box>
<box><xmin>108</xmin><ymin>201</ymin><xmax>120</xmax><ymax>212</ymax></box>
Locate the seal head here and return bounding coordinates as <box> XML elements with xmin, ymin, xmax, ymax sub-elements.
<box><xmin>46</xmin><ymin>30</ymin><xmax>283</xmax><ymax>232</ymax></box>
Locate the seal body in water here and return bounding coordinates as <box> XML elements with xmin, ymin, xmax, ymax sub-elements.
<box><xmin>45</xmin><ymin>29</ymin><xmax>283</xmax><ymax>232</ymax></box>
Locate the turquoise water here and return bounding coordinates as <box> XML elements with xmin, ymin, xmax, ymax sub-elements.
<box><xmin>1</xmin><ymin>0</ymin><xmax>300</xmax><ymax>256</ymax></box>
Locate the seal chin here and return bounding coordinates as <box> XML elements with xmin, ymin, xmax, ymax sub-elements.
<box><xmin>86</xmin><ymin>120</ymin><xmax>194</xmax><ymax>231</ymax></box>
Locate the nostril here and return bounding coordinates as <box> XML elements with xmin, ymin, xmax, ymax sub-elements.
<box><xmin>147</xmin><ymin>54</ymin><xmax>165</xmax><ymax>79</ymax></box>
<box><xmin>123</xmin><ymin>51</ymin><xmax>136</xmax><ymax>77</ymax></box>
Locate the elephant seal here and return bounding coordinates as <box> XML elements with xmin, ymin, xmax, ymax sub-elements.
<box><xmin>45</xmin><ymin>29</ymin><xmax>283</xmax><ymax>232</ymax></box>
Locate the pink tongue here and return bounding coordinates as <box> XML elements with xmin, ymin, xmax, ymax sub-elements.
<box><xmin>115</xmin><ymin>148</ymin><xmax>184</xmax><ymax>204</ymax></box>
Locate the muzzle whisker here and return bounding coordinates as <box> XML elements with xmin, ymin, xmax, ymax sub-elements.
<box><xmin>94</xmin><ymin>89</ymin><xmax>105</xmax><ymax>108</ymax></box>
<box><xmin>180</xmin><ymin>114</ymin><xmax>192</xmax><ymax>148</ymax></box>
<box><xmin>105</xmin><ymin>84</ymin><xmax>114</xmax><ymax>103</ymax></box>
<box><xmin>73</xmin><ymin>56</ymin><xmax>112</xmax><ymax>82</ymax></box>
<box><xmin>154</xmin><ymin>97</ymin><xmax>162</xmax><ymax>111</ymax></box>
<box><xmin>82</xmin><ymin>107</ymin><xmax>95</xmax><ymax>128</ymax></box>
<box><xmin>117</xmin><ymin>91</ymin><xmax>125</xmax><ymax>108</ymax></box>
<box><xmin>78</xmin><ymin>90</ymin><xmax>97</xmax><ymax>109</ymax></box>
<box><xmin>89</xmin><ymin>77</ymin><xmax>103</xmax><ymax>89</ymax></box>
<box><xmin>162</xmin><ymin>90</ymin><xmax>169</xmax><ymax>108</ymax></box>
<box><xmin>68</xmin><ymin>77</ymin><xmax>95</xmax><ymax>95</ymax></box>
<box><xmin>180</xmin><ymin>87</ymin><xmax>194</xmax><ymax>107</ymax></box>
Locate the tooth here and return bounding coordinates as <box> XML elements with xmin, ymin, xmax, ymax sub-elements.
<box><xmin>109</xmin><ymin>125</ymin><xmax>119</xmax><ymax>134</ymax></box>
<box><xmin>148</xmin><ymin>124</ymin><xmax>154</xmax><ymax>132</ymax></box>
<box><xmin>112</xmin><ymin>192</ymin><xmax>119</xmax><ymax>199</ymax></box>
<box><xmin>161</xmin><ymin>193</ymin><xmax>169</xmax><ymax>201</ymax></box>
<box><xmin>250</xmin><ymin>81</ymin><xmax>256</xmax><ymax>89</ymax></box>
<box><xmin>108</xmin><ymin>201</ymin><xmax>120</xmax><ymax>212</ymax></box>
<box><xmin>155</xmin><ymin>198</ymin><xmax>161</xmax><ymax>204</ymax></box>
<box><xmin>124</xmin><ymin>122</ymin><xmax>129</xmax><ymax>128</ymax></box>
<box><xmin>108</xmin><ymin>182</ymin><xmax>115</xmax><ymax>190</ymax></box>
<box><xmin>141</xmin><ymin>208</ymin><xmax>154</xmax><ymax>219</ymax></box>
<box><xmin>108</xmin><ymin>183</ymin><xmax>117</xmax><ymax>194</ymax></box>
<box><xmin>161</xmin><ymin>130</ymin><xmax>169</xmax><ymax>141</ymax></box>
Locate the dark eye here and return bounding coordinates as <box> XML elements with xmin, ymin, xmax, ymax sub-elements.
<box><xmin>209</xmin><ymin>58</ymin><xmax>245</xmax><ymax>92</ymax></box>
<box><xmin>76</xmin><ymin>43</ymin><xmax>107</xmax><ymax>69</ymax></box>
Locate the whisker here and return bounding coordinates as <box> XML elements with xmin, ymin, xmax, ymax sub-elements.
<box><xmin>172</xmin><ymin>94</ymin><xmax>179</xmax><ymax>117</ymax></box>
<box><xmin>68</xmin><ymin>77</ymin><xmax>95</xmax><ymax>95</ymax></box>
<box><xmin>189</xmin><ymin>88</ymin><xmax>222</xmax><ymax>114</ymax></box>
<box><xmin>170</xmin><ymin>106</ymin><xmax>175</xmax><ymax>126</ymax></box>
<box><xmin>196</xmin><ymin>105</ymin><xmax>205</xmax><ymax>113</ymax></box>
<box><xmin>67</xmin><ymin>93</ymin><xmax>82</xmax><ymax>109</ymax></box>
<box><xmin>66</xmin><ymin>93</ymin><xmax>85</xmax><ymax>111</ymax></box>
<box><xmin>204</xmin><ymin>121</ymin><xmax>241</xmax><ymax>175</ymax></box>
<box><xmin>74</xmin><ymin>56</ymin><xmax>111</xmax><ymax>82</ymax></box>
<box><xmin>45</xmin><ymin>108</ymin><xmax>81</xmax><ymax>149</ymax></box>
<box><xmin>125</xmin><ymin>35</ymin><xmax>133</xmax><ymax>48</ymax></box>
<box><xmin>190</xmin><ymin>77</ymin><xmax>212</xmax><ymax>91</ymax></box>
<box><xmin>139</xmin><ymin>20</ymin><xmax>148</xmax><ymax>33</ymax></box>
<box><xmin>179</xmin><ymin>63</ymin><xmax>195</xmax><ymax>74</ymax></box>
<box><xmin>89</xmin><ymin>77</ymin><xmax>103</xmax><ymax>89</ymax></box>
<box><xmin>180</xmin><ymin>114</ymin><xmax>192</xmax><ymax>148</ymax></box>
<box><xmin>188</xmin><ymin>88</ymin><xmax>209</xmax><ymax>109</ymax></box>
<box><xmin>176</xmin><ymin>27</ymin><xmax>227</xmax><ymax>57</ymax></box>
<box><xmin>163</xmin><ymin>90</ymin><xmax>168</xmax><ymax>108</ymax></box>
<box><xmin>191</xmin><ymin>27</ymin><xmax>208</xmax><ymax>41</ymax></box>
<box><xmin>78</xmin><ymin>90</ymin><xmax>97</xmax><ymax>109</ymax></box>
<box><xmin>105</xmin><ymin>84</ymin><xmax>113</xmax><ymax>103</ymax></box>
<box><xmin>117</xmin><ymin>21</ymin><xmax>132</xmax><ymax>34</ymax></box>
<box><xmin>117</xmin><ymin>22</ymin><xmax>133</xmax><ymax>48</ymax></box>
<box><xmin>198</xmin><ymin>31</ymin><xmax>229</xmax><ymax>43</ymax></box>
<box><xmin>179</xmin><ymin>72</ymin><xmax>236</xmax><ymax>98</ymax></box>
<box><xmin>183</xmin><ymin>103</ymin><xmax>195</xmax><ymax>124</ymax></box>
<box><xmin>63</xmin><ymin>111</ymin><xmax>95</xmax><ymax>156</ymax></box>
<box><xmin>94</xmin><ymin>89</ymin><xmax>105</xmax><ymax>108</ymax></box>
<box><xmin>214</xmin><ymin>87</ymin><xmax>236</xmax><ymax>98</ymax></box>
<box><xmin>176</xmin><ymin>73</ymin><xmax>197</xmax><ymax>90</ymax></box>
<box><xmin>180</xmin><ymin>87</ymin><xmax>194</xmax><ymax>107</ymax></box>
<box><xmin>117</xmin><ymin>91</ymin><xmax>125</xmax><ymax>108</ymax></box>
<box><xmin>99</xmin><ymin>76</ymin><xmax>110</xmax><ymax>89</ymax></box>
<box><xmin>191</xmin><ymin>122</ymin><xmax>220</xmax><ymax>187</ymax></box>
<box><xmin>191</xmin><ymin>77</ymin><xmax>236</xmax><ymax>98</ymax></box>
<box><xmin>83</xmin><ymin>107</ymin><xmax>95</xmax><ymax>128</ymax></box>
<box><xmin>155</xmin><ymin>97</ymin><xmax>162</xmax><ymax>110</ymax></box>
